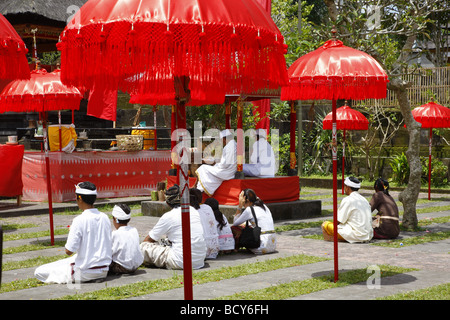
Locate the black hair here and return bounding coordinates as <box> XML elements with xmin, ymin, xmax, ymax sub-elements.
<box><xmin>76</xmin><ymin>181</ymin><xmax>97</xmax><ymax>205</ymax></box>
<box><xmin>204</xmin><ymin>197</ymin><xmax>227</xmax><ymax>230</ymax></box>
<box><xmin>189</xmin><ymin>188</ymin><xmax>202</xmax><ymax>210</ymax></box>
<box><xmin>242</xmin><ymin>188</ymin><xmax>266</xmax><ymax>211</ymax></box>
<box><xmin>116</xmin><ymin>203</ymin><xmax>131</xmax><ymax>224</ymax></box>
<box><xmin>374</xmin><ymin>178</ymin><xmax>389</xmax><ymax>195</ymax></box>
<box><xmin>165</xmin><ymin>184</ymin><xmax>181</xmax><ymax>208</ymax></box>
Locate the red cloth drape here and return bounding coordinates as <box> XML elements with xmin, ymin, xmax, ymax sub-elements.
<box><xmin>0</xmin><ymin>144</ymin><xmax>24</xmax><ymax>196</ymax></box>
<box><xmin>252</xmin><ymin>0</ymin><xmax>272</xmax><ymax>134</ymax></box>
<box><xmin>87</xmin><ymin>83</ymin><xmax>118</xmax><ymax>121</ymax></box>
<box><xmin>167</xmin><ymin>175</ymin><xmax>299</xmax><ymax>205</ymax></box>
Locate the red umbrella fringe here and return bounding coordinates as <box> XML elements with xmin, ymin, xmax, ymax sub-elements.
<box><xmin>0</xmin><ymin>95</ymin><xmax>81</xmax><ymax>113</ymax></box>
<box><xmin>58</xmin><ymin>22</ymin><xmax>288</xmax><ymax>99</ymax></box>
<box><xmin>0</xmin><ymin>41</ymin><xmax>29</xmax><ymax>80</ymax></box>
<box><xmin>280</xmin><ymin>78</ymin><xmax>388</xmax><ymax>101</ymax></box>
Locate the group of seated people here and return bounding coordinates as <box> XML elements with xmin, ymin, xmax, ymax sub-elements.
<box><xmin>322</xmin><ymin>176</ymin><xmax>400</xmax><ymax>243</ymax></box>
<box><xmin>35</xmin><ymin>181</ymin><xmax>276</xmax><ymax>284</ymax></box>
<box><xmin>195</xmin><ymin>128</ymin><xmax>276</xmax><ymax>196</ymax></box>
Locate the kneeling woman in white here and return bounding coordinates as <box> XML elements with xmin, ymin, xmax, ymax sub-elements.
<box><xmin>34</xmin><ymin>182</ymin><xmax>112</xmax><ymax>283</ymax></box>
<box><xmin>232</xmin><ymin>189</ymin><xmax>276</xmax><ymax>255</ymax></box>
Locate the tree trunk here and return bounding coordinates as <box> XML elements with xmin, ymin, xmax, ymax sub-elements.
<box><xmin>389</xmin><ymin>78</ymin><xmax>421</xmax><ymax>229</ymax></box>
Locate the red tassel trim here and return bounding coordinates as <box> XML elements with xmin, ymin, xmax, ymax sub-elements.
<box><xmin>59</xmin><ymin>22</ymin><xmax>288</xmax><ymax>101</ymax></box>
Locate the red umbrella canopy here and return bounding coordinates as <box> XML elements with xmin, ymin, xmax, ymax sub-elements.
<box><xmin>0</xmin><ymin>69</ymin><xmax>82</xmax><ymax>113</ymax></box>
<box><xmin>58</xmin><ymin>0</ymin><xmax>288</xmax><ymax>105</ymax></box>
<box><xmin>323</xmin><ymin>104</ymin><xmax>369</xmax><ymax>131</ymax></box>
<box><xmin>411</xmin><ymin>100</ymin><xmax>450</xmax><ymax>129</ymax></box>
<box><xmin>0</xmin><ymin>13</ymin><xmax>30</xmax><ymax>81</ymax></box>
<box><xmin>281</xmin><ymin>39</ymin><xmax>388</xmax><ymax>101</ymax></box>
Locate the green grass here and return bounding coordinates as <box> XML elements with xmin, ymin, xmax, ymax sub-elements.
<box><xmin>0</xmin><ymin>223</ymin><xmax>38</xmax><ymax>231</ymax></box>
<box><xmin>371</xmin><ymin>231</ymin><xmax>450</xmax><ymax>247</ymax></box>
<box><xmin>378</xmin><ymin>282</ymin><xmax>450</xmax><ymax>300</ymax></box>
<box><xmin>1</xmin><ymin>254</ymin><xmax>68</xmax><ymax>272</ymax></box>
<box><xmin>3</xmin><ymin>228</ymin><xmax>69</xmax><ymax>241</ymax></box>
<box><xmin>216</xmin><ymin>265</ymin><xmax>417</xmax><ymax>300</ymax></box>
<box><xmin>2</xmin><ymin>240</ymin><xmax>66</xmax><ymax>254</ymax></box>
<box><xmin>0</xmin><ymin>278</ymin><xmax>48</xmax><ymax>294</ymax></box>
<box><xmin>56</xmin><ymin>254</ymin><xmax>329</xmax><ymax>300</ymax></box>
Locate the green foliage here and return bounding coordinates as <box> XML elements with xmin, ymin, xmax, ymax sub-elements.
<box><xmin>390</xmin><ymin>153</ymin><xmax>449</xmax><ymax>187</ymax></box>
<box><xmin>390</xmin><ymin>153</ymin><xmax>410</xmax><ymax>185</ymax></box>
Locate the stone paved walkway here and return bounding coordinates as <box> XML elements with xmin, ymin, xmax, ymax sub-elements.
<box><xmin>0</xmin><ymin>188</ymin><xmax>449</xmax><ymax>303</ymax></box>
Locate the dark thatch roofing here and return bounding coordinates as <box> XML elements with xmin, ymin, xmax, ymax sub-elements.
<box><xmin>0</xmin><ymin>0</ymin><xmax>88</xmax><ymax>23</ymax></box>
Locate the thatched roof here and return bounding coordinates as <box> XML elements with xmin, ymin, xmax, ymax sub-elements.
<box><xmin>0</xmin><ymin>0</ymin><xmax>87</xmax><ymax>23</ymax></box>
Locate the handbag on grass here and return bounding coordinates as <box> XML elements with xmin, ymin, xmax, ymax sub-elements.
<box><xmin>239</xmin><ymin>206</ymin><xmax>261</xmax><ymax>249</ymax></box>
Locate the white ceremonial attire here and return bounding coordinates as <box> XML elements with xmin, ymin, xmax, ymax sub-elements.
<box><xmin>337</xmin><ymin>191</ymin><xmax>374</xmax><ymax>243</ymax></box>
<box><xmin>233</xmin><ymin>204</ymin><xmax>277</xmax><ymax>254</ymax></box>
<box><xmin>243</xmin><ymin>137</ymin><xmax>276</xmax><ymax>177</ymax></box>
<box><xmin>111</xmin><ymin>226</ymin><xmax>144</xmax><ymax>272</ymax></box>
<box><xmin>196</xmin><ymin>139</ymin><xmax>237</xmax><ymax>196</ymax></box>
<box><xmin>198</xmin><ymin>204</ymin><xmax>220</xmax><ymax>259</ymax></box>
<box><xmin>140</xmin><ymin>206</ymin><xmax>206</xmax><ymax>269</ymax></box>
<box><xmin>217</xmin><ymin>214</ymin><xmax>235</xmax><ymax>251</ymax></box>
<box><xmin>35</xmin><ymin>208</ymin><xmax>112</xmax><ymax>283</ymax></box>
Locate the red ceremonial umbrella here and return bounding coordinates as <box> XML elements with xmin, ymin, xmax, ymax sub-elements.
<box><xmin>281</xmin><ymin>32</ymin><xmax>388</xmax><ymax>282</ymax></box>
<box><xmin>411</xmin><ymin>99</ymin><xmax>450</xmax><ymax>200</ymax></box>
<box><xmin>0</xmin><ymin>13</ymin><xmax>29</xmax><ymax>81</ymax></box>
<box><xmin>0</xmin><ymin>68</ymin><xmax>82</xmax><ymax>245</ymax></box>
<box><xmin>323</xmin><ymin>102</ymin><xmax>369</xmax><ymax>194</ymax></box>
<box><xmin>58</xmin><ymin>0</ymin><xmax>288</xmax><ymax>300</ymax></box>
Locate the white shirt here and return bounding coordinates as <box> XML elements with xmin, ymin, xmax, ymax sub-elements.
<box><xmin>198</xmin><ymin>203</ymin><xmax>220</xmax><ymax>259</ymax></box>
<box><xmin>65</xmin><ymin>208</ymin><xmax>112</xmax><ymax>271</ymax></box>
<box><xmin>249</xmin><ymin>138</ymin><xmax>276</xmax><ymax>177</ymax></box>
<box><xmin>196</xmin><ymin>139</ymin><xmax>237</xmax><ymax>196</ymax></box>
<box><xmin>111</xmin><ymin>225</ymin><xmax>144</xmax><ymax>271</ymax></box>
<box><xmin>149</xmin><ymin>206</ymin><xmax>206</xmax><ymax>269</ymax></box>
<box><xmin>233</xmin><ymin>204</ymin><xmax>277</xmax><ymax>254</ymax></box>
<box><xmin>337</xmin><ymin>191</ymin><xmax>374</xmax><ymax>243</ymax></box>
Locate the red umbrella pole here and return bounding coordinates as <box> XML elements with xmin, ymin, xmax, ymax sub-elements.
<box><xmin>332</xmin><ymin>100</ymin><xmax>339</xmax><ymax>282</ymax></box>
<box><xmin>428</xmin><ymin>128</ymin><xmax>432</xmax><ymax>200</ymax></box>
<box><xmin>342</xmin><ymin>129</ymin><xmax>346</xmax><ymax>195</ymax></box>
<box><xmin>42</xmin><ymin>112</ymin><xmax>55</xmax><ymax>246</ymax></box>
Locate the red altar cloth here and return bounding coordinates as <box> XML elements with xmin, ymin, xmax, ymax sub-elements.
<box><xmin>0</xmin><ymin>144</ymin><xmax>24</xmax><ymax>197</ymax></box>
<box><xmin>22</xmin><ymin>150</ymin><xmax>171</xmax><ymax>202</ymax></box>
<box><xmin>167</xmin><ymin>175</ymin><xmax>299</xmax><ymax>205</ymax></box>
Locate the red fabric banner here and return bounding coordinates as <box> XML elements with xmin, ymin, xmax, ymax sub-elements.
<box><xmin>22</xmin><ymin>150</ymin><xmax>171</xmax><ymax>202</ymax></box>
<box><xmin>0</xmin><ymin>144</ymin><xmax>24</xmax><ymax>197</ymax></box>
<box><xmin>87</xmin><ymin>83</ymin><xmax>118</xmax><ymax>121</ymax></box>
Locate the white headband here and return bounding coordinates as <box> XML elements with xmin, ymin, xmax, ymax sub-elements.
<box><xmin>75</xmin><ymin>183</ymin><xmax>97</xmax><ymax>195</ymax></box>
<box><xmin>344</xmin><ymin>177</ymin><xmax>361</xmax><ymax>189</ymax></box>
<box><xmin>111</xmin><ymin>205</ymin><xmax>130</xmax><ymax>220</ymax></box>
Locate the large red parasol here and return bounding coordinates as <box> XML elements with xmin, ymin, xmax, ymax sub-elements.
<box><xmin>323</xmin><ymin>103</ymin><xmax>369</xmax><ymax>194</ymax></box>
<box><xmin>0</xmin><ymin>68</ymin><xmax>82</xmax><ymax>245</ymax></box>
<box><xmin>59</xmin><ymin>0</ymin><xmax>288</xmax><ymax>300</ymax></box>
<box><xmin>281</xmin><ymin>32</ymin><xmax>388</xmax><ymax>282</ymax></box>
<box><xmin>57</xmin><ymin>0</ymin><xmax>288</xmax><ymax>104</ymax></box>
<box><xmin>0</xmin><ymin>13</ymin><xmax>29</xmax><ymax>81</ymax></box>
<box><xmin>411</xmin><ymin>99</ymin><xmax>450</xmax><ymax>200</ymax></box>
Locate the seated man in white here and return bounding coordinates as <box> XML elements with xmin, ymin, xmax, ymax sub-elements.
<box><xmin>243</xmin><ymin>129</ymin><xmax>276</xmax><ymax>177</ymax></box>
<box><xmin>34</xmin><ymin>182</ymin><xmax>112</xmax><ymax>283</ymax></box>
<box><xmin>195</xmin><ymin>129</ymin><xmax>237</xmax><ymax>196</ymax></box>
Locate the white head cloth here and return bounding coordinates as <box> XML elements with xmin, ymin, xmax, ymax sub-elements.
<box><xmin>111</xmin><ymin>205</ymin><xmax>130</xmax><ymax>220</ymax></box>
<box><xmin>344</xmin><ymin>177</ymin><xmax>361</xmax><ymax>189</ymax></box>
<box><xmin>75</xmin><ymin>183</ymin><xmax>97</xmax><ymax>195</ymax></box>
<box><xmin>220</xmin><ymin>129</ymin><xmax>233</xmax><ymax>139</ymax></box>
<box><xmin>256</xmin><ymin>128</ymin><xmax>267</xmax><ymax>139</ymax></box>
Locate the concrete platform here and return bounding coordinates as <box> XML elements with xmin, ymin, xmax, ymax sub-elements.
<box><xmin>141</xmin><ymin>199</ymin><xmax>322</xmax><ymax>222</ymax></box>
